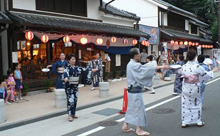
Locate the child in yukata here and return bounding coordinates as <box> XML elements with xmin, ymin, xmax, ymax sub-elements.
<box><xmin>197</xmin><ymin>55</ymin><xmax>210</xmax><ymax>105</ymax></box>
<box><xmin>7</xmin><ymin>69</ymin><xmax>16</xmax><ymax>102</ymax></box>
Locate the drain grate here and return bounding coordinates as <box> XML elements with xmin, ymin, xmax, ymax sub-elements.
<box><xmin>98</xmin><ymin>121</ymin><xmax>118</xmax><ymax>127</ymax></box>
<box><xmin>152</xmin><ymin>108</ymin><xmax>175</xmax><ymax>114</ymax></box>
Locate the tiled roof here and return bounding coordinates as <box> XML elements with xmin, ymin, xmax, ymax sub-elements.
<box><xmin>99</xmin><ymin>1</ymin><xmax>140</xmax><ymax>20</ymax></box>
<box><xmin>6</xmin><ymin>11</ymin><xmax>149</xmax><ymax>38</ymax></box>
<box><xmin>152</xmin><ymin>0</ymin><xmax>209</xmax><ymax>27</ymax></box>
<box><xmin>0</xmin><ymin>12</ymin><xmax>11</xmax><ymax>24</ymax></box>
<box><xmin>161</xmin><ymin>28</ymin><xmax>212</xmax><ymax>43</ymax></box>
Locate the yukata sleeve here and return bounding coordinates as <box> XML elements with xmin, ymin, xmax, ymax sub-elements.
<box><xmin>52</xmin><ymin>61</ymin><xmax>58</xmax><ymax>74</ymax></box>
<box><xmin>131</xmin><ymin>63</ymin><xmax>156</xmax><ymax>86</ymax></box>
<box><xmin>64</xmin><ymin>67</ymin><xmax>69</xmax><ymax>79</ymax></box>
<box><xmin>196</xmin><ymin>65</ymin><xmax>214</xmax><ymax>79</ymax></box>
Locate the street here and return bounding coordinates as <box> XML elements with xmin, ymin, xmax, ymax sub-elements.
<box><xmin>1</xmin><ymin>78</ymin><xmax>220</xmax><ymax>136</ymax></box>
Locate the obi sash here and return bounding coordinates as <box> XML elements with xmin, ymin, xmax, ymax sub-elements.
<box><xmin>127</xmin><ymin>85</ymin><xmax>142</xmax><ymax>93</ymax></box>
<box><xmin>69</xmin><ymin>77</ymin><xmax>79</xmax><ymax>84</ymax></box>
<box><xmin>57</xmin><ymin>67</ymin><xmax>65</xmax><ymax>73</ymax></box>
<box><xmin>183</xmin><ymin>74</ymin><xmax>199</xmax><ymax>84</ymax></box>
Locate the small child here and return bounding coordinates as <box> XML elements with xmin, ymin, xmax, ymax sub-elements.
<box><xmin>0</xmin><ymin>75</ymin><xmax>12</xmax><ymax>104</ymax></box>
<box><xmin>14</xmin><ymin>63</ymin><xmax>23</xmax><ymax>101</ymax></box>
<box><xmin>197</xmin><ymin>55</ymin><xmax>210</xmax><ymax>105</ymax></box>
<box><xmin>7</xmin><ymin>69</ymin><xmax>16</xmax><ymax>102</ymax></box>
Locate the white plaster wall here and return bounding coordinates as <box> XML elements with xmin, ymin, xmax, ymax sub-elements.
<box><xmin>13</xmin><ymin>0</ymin><xmax>36</xmax><ymax>11</ymax></box>
<box><xmin>103</xmin><ymin>0</ymin><xmax>159</xmax><ymax>27</ymax></box>
<box><xmin>87</xmin><ymin>0</ymin><xmax>101</xmax><ymax>20</ymax></box>
<box><xmin>185</xmin><ymin>20</ymin><xmax>189</xmax><ymax>31</ymax></box>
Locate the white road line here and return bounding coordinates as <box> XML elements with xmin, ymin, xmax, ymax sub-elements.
<box><xmin>206</xmin><ymin>77</ymin><xmax>220</xmax><ymax>85</ymax></box>
<box><xmin>78</xmin><ymin>77</ymin><xmax>220</xmax><ymax>135</ymax></box>
<box><xmin>77</xmin><ymin>126</ymin><xmax>105</xmax><ymax>136</ymax></box>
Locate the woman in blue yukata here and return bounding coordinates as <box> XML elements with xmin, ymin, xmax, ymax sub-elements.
<box><xmin>48</xmin><ymin>53</ymin><xmax>68</xmax><ymax>89</ymax></box>
<box><xmin>64</xmin><ymin>53</ymin><xmax>94</xmax><ymax>122</ymax></box>
<box><xmin>88</xmin><ymin>53</ymin><xmax>103</xmax><ymax>91</ymax></box>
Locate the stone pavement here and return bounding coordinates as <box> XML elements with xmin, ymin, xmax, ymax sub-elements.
<box><xmin>1</xmin><ymin>71</ymin><xmax>220</xmax><ymax>130</ymax></box>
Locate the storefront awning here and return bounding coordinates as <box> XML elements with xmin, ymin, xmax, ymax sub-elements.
<box><xmin>6</xmin><ymin>11</ymin><xmax>150</xmax><ymax>39</ymax></box>
<box><xmin>161</xmin><ymin>28</ymin><xmax>212</xmax><ymax>43</ymax></box>
<box><xmin>0</xmin><ymin>12</ymin><xmax>11</xmax><ymax>24</ymax></box>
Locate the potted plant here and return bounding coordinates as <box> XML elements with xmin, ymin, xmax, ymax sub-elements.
<box><xmin>21</xmin><ymin>84</ymin><xmax>29</xmax><ymax>96</ymax></box>
<box><xmin>113</xmin><ymin>70</ymin><xmax>119</xmax><ymax>79</ymax></box>
<box><xmin>45</xmin><ymin>80</ymin><xmax>53</xmax><ymax>92</ymax></box>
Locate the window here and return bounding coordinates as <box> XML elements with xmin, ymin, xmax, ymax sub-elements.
<box><xmin>33</xmin><ymin>44</ymin><xmax>40</xmax><ymax>49</ymax></box>
<box><xmin>36</xmin><ymin>0</ymin><xmax>87</xmax><ymax>17</ymax></box>
<box><xmin>191</xmin><ymin>24</ymin><xmax>197</xmax><ymax>34</ymax></box>
<box><xmin>168</xmin><ymin>13</ymin><xmax>185</xmax><ymax>30</ymax></box>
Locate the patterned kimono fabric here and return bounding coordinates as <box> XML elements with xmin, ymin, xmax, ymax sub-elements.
<box><xmin>64</xmin><ymin>65</ymin><xmax>91</xmax><ymax>116</ymax></box>
<box><xmin>125</xmin><ymin>59</ymin><xmax>156</xmax><ymax>126</ymax></box>
<box><xmin>181</xmin><ymin>61</ymin><xmax>213</xmax><ymax>125</ymax></box>
<box><xmin>88</xmin><ymin>58</ymin><xmax>103</xmax><ymax>87</ymax></box>
<box><xmin>52</xmin><ymin>60</ymin><xmax>68</xmax><ymax>89</ymax></box>
<box><xmin>173</xmin><ymin>61</ymin><xmax>184</xmax><ymax>93</ymax></box>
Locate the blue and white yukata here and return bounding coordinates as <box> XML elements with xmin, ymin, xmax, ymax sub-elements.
<box><xmin>52</xmin><ymin>60</ymin><xmax>68</xmax><ymax>89</ymax></box>
<box><xmin>88</xmin><ymin>58</ymin><xmax>103</xmax><ymax>87</ymax></box>
<box><xmin>64</xmin><ymin>65</ymin><xmax>92</xmax><ymax>116</ymax></box>
<box><xmin>125</xmin><ymin>59</ymin><xmax>156</xmax><ymax>126</ymax></box>
<box><xmin>173</xmin><ymin>61</ymin><xmax>185</xmax><ymax>94</ymax></box>
<box><xmin>199</xmin><ymin>63</ymin><xmax>210</xmax><ymax>104</ymax></box>
<box><xmin>181</xmin><ymin>61</ymin><xmax>214</xmax><ymax>126</ymax></box>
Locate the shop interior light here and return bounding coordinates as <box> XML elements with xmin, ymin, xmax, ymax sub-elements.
<box><xmin>27</xmin><ymin>42</ymin><xmax>30</xmax><ymax>46</ymax></box>
<box><xmin>25</xmin><ymin>31</ymin><xmax>34</xmax><ymax>41</ymax></box>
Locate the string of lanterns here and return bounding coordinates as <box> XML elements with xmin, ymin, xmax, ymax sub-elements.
<box><xmin>25</xmin><ymin>31</ymin><xmax>141</xmax><ymax>46</ymax></box>
<box><xmin>170</xmin><ymin>40</ymin><xmax>200</xmax><ymax>46</ymax></box>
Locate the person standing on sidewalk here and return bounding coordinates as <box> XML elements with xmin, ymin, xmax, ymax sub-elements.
<box><xmin>140</xmin><ymin>49</ymin><xmax>148</xmax><ymax>65</ymax></box>
<box><xmin>14</xmin><ymin>63</ymin><xmax>23</xmax><ymax>101</ymax></box>
<box><xmin>64</xmin><ymin>53</ymin><xmax>93</xmax><ymax>122</ymax></box>
<box><xmin>47</xmin><ymin>53</ymin><xmax>68</xmax><ymax>89</ymax></box>
<box><xmin>180</xmin><ymin>50</ymin><xmax>218</xmax><ymax>128</ymax></box>
<box><xmin>172</xmin><ymin>55</ymin><xmax>185</xmax><ymax>96</ymax></box>
<box><xmin>88</xmin><ymin>53</ymin><xmax>103</xmax><ymax>91</ymax></box>
<box><xmin>197</xmin><ymin>55</ymin><xmax>210</xmax><ymax>105</ymax></box>
<box><xmin>122</xmin><ymin>48</ymin><xmax>169</xmax><ymax>135</ymax></box>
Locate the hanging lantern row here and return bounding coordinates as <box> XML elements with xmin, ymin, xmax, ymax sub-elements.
<box><xmin>201</xmin><ymin>45</ymin><xmax>213</xmax><ymax>49</ymax></box>
<box><xmin>170</xmin><ymin>40</ymin><xmax>199</xmax><ymax>46</ymax></box>
<box><xmin>25</xmin><ymin>31</ymin><xmax>138</xmax><ymax>45</ymax></box>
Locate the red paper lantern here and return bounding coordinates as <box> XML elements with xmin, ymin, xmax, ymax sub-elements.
<box><xmin>80</xmin><ymin>37</ymin><xmax>87</xmax><ymax>45</ymax></box>
<box><xmin>170</xmin><ymin>40</ymin><xmax>175</xmax><ymax>45</ymax></box>
<box><xmin>205</xmin><ymin>45</ymin><xmax>208</xmax><ymax>48</ymax></box>
<box><xmin>211</xmin><ymin>45</ymin><xmax>213</xmax><ymax>48</ymax></box>
<box><xmin>189</xmin><ymin>41</ymin><xmax>192</xmax><ymax>46</ymax></box>
<box><xmin>195</xmin><ymin>42</ymin><xmax>199</xmax><ymax>46</ymax></box>
<box><xmin>63</xmin><ymin>35</ymin><xmax>70</xmax><ymax>43</ymax></box>
<box><xmin>184</xmin><ymin>41</ymin><xmax>188</xmax><ymax>45</ymax></box>
<box><xmin>141</xmin><ymin>40</ymin><xmax>147</xmax><ymax>46</ymax></box>
<box><xmin>192</xmin><ymin>43</ymin><xmax>195</xmax><ymax>46</ymax></box>
<box><xmin>146</xmin><ymin>41</ymin><xmax>150</xmax><ymax>46</ymax></box>
<box><xmin>96</xmin><ymin>38</ymin><xmax>103</xmax><ymax>45</ymax></box>
<box><xmin>123</xmin><ymin>39</ymin><xmax>128</xmax><ymax>45</ymax></box>
<box><xmin>41</xmin><ymin>34</ymin><xmax>49</xmax><ymax>43</ymax></box>
<box><xmin>174</xmin><ymin>41</ymin><xmax>178</xmax><ymax>45</ymax></box>
<box><xmin>132</xmin><ymin>39</ymin><xmax>138</xmax><ymax>45</ymax></box>
<box><xmin>111</xmin><ymin>36</ymin><xmax>117</xmax><ymax>43</ymax></box>
<box><xmin>179</xmin><ymin>41</ymin><xmax>183</xmax><ymax>45</ymax></box>
<box><xmin>25</xmin><ymin>31</ymin><xmax>34</xmax><ymax>41</ymax></box>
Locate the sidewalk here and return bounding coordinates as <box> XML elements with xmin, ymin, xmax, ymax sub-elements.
<box><xmin>1</xmin><ymin>71</ymin><xmax>220</xmax><ymax>129</ymax></box>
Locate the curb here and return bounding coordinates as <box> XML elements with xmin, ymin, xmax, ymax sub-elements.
<box><xmin>0</xmin><ymin>79</ymin><xmax>200</xmax><ymax>131</ymax></box>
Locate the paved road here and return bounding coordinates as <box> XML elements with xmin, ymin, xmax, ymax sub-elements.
<box><xmin>65</xmin><ymin>78</ymin><xmax>220</xmax><ymax>136</ymax></box>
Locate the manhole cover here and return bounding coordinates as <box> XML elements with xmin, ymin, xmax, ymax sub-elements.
<box><xmin>152</xmin><ymin>108</ymin><xmax>175</xmax><ymax>114</ymax></box>
<box><xmin>98</xmin><ymin>121</ymin><xmax>118</xmax><ymax>126</ymax></box>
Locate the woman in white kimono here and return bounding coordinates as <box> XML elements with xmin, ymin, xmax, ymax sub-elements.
<box><xmin>122</xmin><ymin>48</ymin><xmax>169</xmax><ymax>136</ymax></box>
<box><xmin>181</xmin><ymin>50</ymin><xmax>218</xmax><ymax>128</ymax></box>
